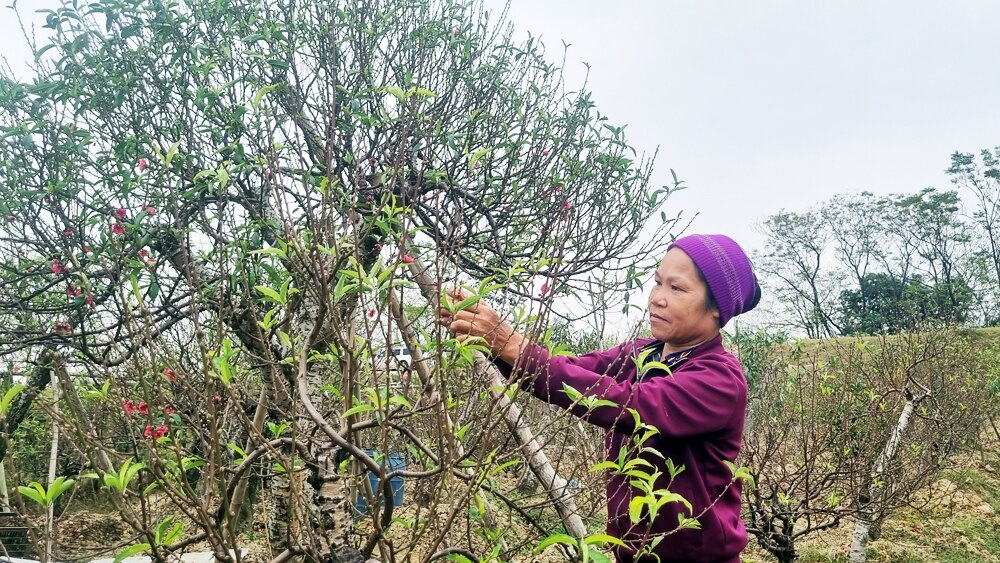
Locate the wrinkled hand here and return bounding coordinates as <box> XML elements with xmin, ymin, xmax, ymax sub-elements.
<box><xmin>437</xmin><ymin>288</ymin><xmax>526</xmax><ymax>365</ymax></box>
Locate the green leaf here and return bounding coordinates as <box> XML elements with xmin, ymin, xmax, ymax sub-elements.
<box><xmin>384</xmin><ymin>86</ymin><xmax>405</xmax><ymax>100</ymax></box>
<box><xmin>0</xmin><ymin>383</ymin><xmax>25</xmax><ymax>415</ymax></box>
<box><xmin>228</xmin><ymin>443</ymin><xmax>248</xmax><ymax>465</ymax></box>
<box><xmin>583</xmin><ymin>533</ymin><xmax>626</xmax><ymax>548</ymax></box>
<box><xmin>147</xmin><ymin>280</ymin><xmax>160</xmax><ymax>302</ymax></box>
<box><xmin>17</xmin><ymin>484</ymin><xmax>47</xmax><ymax>506</ymax></box>
<box><xmin>255</xmin><ymin>285</ymin><xmax>283</xmax><ymax>303</ymax></box>
<box><xmin>561</xmin><ymin>383</ymin><xmax>582</xmax><ymax>402</ymax></box>
<box><xmin>628</xmin><ymin>496</ymin><xmax>646</xmax><ymax>524</ymax></box>
<box><xmin>130</xmin><ymin>270</ymin><xmax>142</xmax><ymax>302</ymax></box>
<box><xmin>251</xmin><ymin>83</ymin><xmax>283</xmax><ymax>110</ymax></box>
<box><xmin>388</xmin><ymin>395</ymin><xmax>412</xmax><ymax>409</ymax></box>
<box><xmin>114</xmin><ymin>543</ymin><xmax>151</xmax><ymax>563</ymax></box>
<box><xmin>406</xmin><ymin>87</ymin><xmax>436</xmax><ymax>98</ymax></box>
<box><xmin>468</xmin><ymin>147</ymin><xmax>493</xmax><ymax>170</ymax></box>
<box><xmin>535</xmin><ymin>533</ymin><xmax>577</xmax><ymax>552</ymax></box>
<box><xmin>217</xmin><ymin>165</ymin><xmax>230</xmax><ymax>190</ymax></box>
<box><xmin>341</xmin><ymin>404</ymin><xmax>375</xmax><ymax>418</ymax></box>
<box><xmin>48</xmin><ymin>476</ymin><xmax>75</xmax><ymax>503</ymax></box>
<box><xmin>590</xmin><ymin>460</ymin><xmax>619</xmax><ymax>473</ymax></box>
<box><xmin>164</xmin><ymin>140</ymin><xmax>181</xmax><ymax>167</ymax></box>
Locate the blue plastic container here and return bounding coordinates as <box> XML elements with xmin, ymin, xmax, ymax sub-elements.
<box><xmin>355</xmin><ymin>450</ymin><xmax>406</xmax><ymax>514</ymax></box>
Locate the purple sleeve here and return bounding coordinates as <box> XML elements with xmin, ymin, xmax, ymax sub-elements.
<box><xmin>508</xmin><ymin>342</ymin><xmax>744</xmax><ymax>438</ymax></box>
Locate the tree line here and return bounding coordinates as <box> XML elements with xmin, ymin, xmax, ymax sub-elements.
<box><xmin>754</xmin><ymin>148</ymin><xmax>1000</xmax><ymax>337</ymax></box>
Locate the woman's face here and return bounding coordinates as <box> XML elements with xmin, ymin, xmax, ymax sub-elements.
<box><xmin>648</xmin><ymin>248</ymin><xmax>721</xmax><ymax>351</ymax></box>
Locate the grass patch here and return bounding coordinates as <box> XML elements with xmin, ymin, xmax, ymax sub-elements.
<box><xmin>797</xmin><ymin>550</ymin><xmax>847</xmax><ymax>563</ymax></box>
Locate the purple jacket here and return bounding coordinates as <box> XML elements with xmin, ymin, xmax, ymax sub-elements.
<box><xmin>499</xmin><ymin>334</ymin><xmax>748</xmax><ymax>563</ymax></box>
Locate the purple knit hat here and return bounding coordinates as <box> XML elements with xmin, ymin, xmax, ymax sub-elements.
<box><xmin>669</xmin><ymin>234</ymin><xmax>761</xmax><ymax>327</ymax></box>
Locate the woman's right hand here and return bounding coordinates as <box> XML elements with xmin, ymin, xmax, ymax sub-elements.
<box><xmin>437</xmin><ymin>288</ymin><xmax>527</xmax><ymax>365</ymax></box>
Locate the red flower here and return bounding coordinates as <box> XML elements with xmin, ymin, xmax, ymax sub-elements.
<box><xmin>83</xmin><ymin>246</ymin><xmax>91</xmax><ymax>253</ymax></box>
<box><xmin>155</xmin><ymin>425</ymin><xmax>168</xmax><ymax>439</ymax></box>
<box><xmin>143</xmin><ymin>425</ymin><xmax>153</xmax><ymax>438</ymax></box>
<box><xmin>162</xmin><ymin>368</ymin><xmax>177</xmax><ymax>382</ymax></box>
<box><xmin>12</xmin><ymin>364</ymin><xmax>21</xmax><ymax>374</ymax></box>
<box><xmin>112</xmin><ymin>222</ymin><xmax>125</xmax><ymax>235</ymax></box>
<box><xmin>63</xmin><ymin>227</ymin><xmax>74</xmax><ymax>237</ymax></box>
<box><xmin>164</xmin><ymin>405</ymin><xmax>176</xmax><ymax>415</ymax></box>
<box><xmin>542</xmin><ymin>150</ymin><xmax>550</xmax><ymax>156</ymax></box>
<box><xmin>374</xmin><ymin>243</ymin><xmax>382</xmax><ymax>251</ymax></box>
<box><xmin>540</xmin><ymin>283</ymin><xmax>550</xmax><ymax>296</ymax></box>
<box><xmin>139</xmin><ymin>249</ymin><xmax>149</xmax><ymax>258</ymax></box>
<box><xmin>123</xmin><ymin>400</ymin><xmax>137</xmax><ymax>415</ymax></box>
<box><xmin>213</xmin><ymin>394</ymin><xmax>222</xmax><ymax>404</ymax></box>
<box><xmin>402</xmin><ymin>255</ymin><xmax>414</xmax><ymax>264</ymax></box>
<box><xmin>53</xmin><ymin>321</ymin><xmax>72</xmax><ymax>335</ymax></box>
<box><xmin>138</xmin><ymin>158</ymin><xmax>148</xmax><ymax>172</ymax></box>
<box><xmin>51</xmin><ymin>259</ymin><xmax>63</xmax><ymax>275</ymax></box>
<box><xmin>138</xmin><ymin>402</ymin><xmax>149</xmax><ymax>415</ymax></box>
<box><xmin>563</xmin><ymin>200</ymin><xmax>572</xmax><ymax>210</ymax></box>
<box><xmin>367</xmin><ymin>308</ymin><xmax>377</xmax><ymax>318</ymax></box>
<box><xmin>5</xmin><ymin>214</ymin><xmax>13</xmax><ymax>222</ymax></box>
<box><xmin>115</xmin><ymin>208</ymin><xmax>127</xmax><ymax>220</ymax></box>
<box><xmin>144</xmin><ymin>206</ymin><xmax>156</xmax><ymax>215</ymax></box>
<box><xmin>84</xmin><ymin>294</ymin><xmax>94</xmax><ymax>306</ymax></box>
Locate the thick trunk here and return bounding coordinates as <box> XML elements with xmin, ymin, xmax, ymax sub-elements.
<box><xmin>266</xmin><ymin>295</ymin><xmax>352</xmax><ymax>558</ymax></box>
<box><xmin>849</xmin><ymin>397</ymin><xmax>917</xmax><ymax>563</ymax></box>
<box><xmin>0</xmin><ymin>349</ymin><xmax>55</xmax><ymax>463</ymax></box>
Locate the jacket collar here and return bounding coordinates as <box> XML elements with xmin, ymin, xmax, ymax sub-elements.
<box><xmin>636</xmin><ymin>332</ymin><xmax>723</xmax><ymax>371</ymax></box>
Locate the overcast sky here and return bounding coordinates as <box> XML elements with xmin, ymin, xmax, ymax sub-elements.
<box><xmin>3</xmin><ymin>0</ymin><xmax>999</xmax><ymax>254</ymax></box>
<box><xmin>492</xmin><ymin>0</ymin><xmax>1000</xmax><ymax>252</ymax></box>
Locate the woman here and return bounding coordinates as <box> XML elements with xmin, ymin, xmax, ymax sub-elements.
<box><xmin>439</xmin><ymin>234</ymin><xmax>760</xmax><ymax>563</ymax></box>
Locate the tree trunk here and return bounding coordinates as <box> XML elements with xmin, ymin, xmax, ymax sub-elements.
<box><xmin>44</xmin><ymin>358</ymin><xmax>60</xmax><ymax>563</ymax></box>
<box><xmin>849</xmin><ymin>396</ymin><xmax>919</xmax><ymax>563</ymax></box>
<box><xmin>267</xmin><ymin>294</ymin><xmax>353</xmax><ymax>559</ymax></box>
<box><xmin>0</xmin><ymin>349</ymin><xmax>55</xmax><ymax>463</ymax></box>
<box><xmin>224</xmin><ymin>386</ymin><xmax>268</xmax><ymax>539</ymax></box>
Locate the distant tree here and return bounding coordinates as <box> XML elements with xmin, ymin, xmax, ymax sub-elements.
<box><xmin>755</xmin><ymin>210</ymin><xmax>841</xmax><ymax>338</ymax></box>
<box><xmin>948</xmin><ymin>147</ymin><xmax>1000</xmax><ymax>322</ymax></box>
<box><xmin>822</xmin><ymin>192</ymin><xmax>885</xmax><ymax>291</ymax></box>
<box><xmin>837</xmin><ymin>272</ymin><xmax>974</xmax><ymax>335</ymax></box>
<box><xmin>891</xmin><ymin>188</ymin><xmax>973</xmax><ymax>316</ymax></box>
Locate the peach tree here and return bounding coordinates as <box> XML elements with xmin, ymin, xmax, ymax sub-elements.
<box><xmin>0</xmin><ymin>0</ymin><xmax>680</xmax><ymax>560</ymax></box>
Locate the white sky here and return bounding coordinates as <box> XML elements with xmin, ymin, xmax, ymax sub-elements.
<box><xmin>3</xmin><ymin>0</ymin><xmax>999</xmax><ymax>268</ymax></box>
<box><xmin>491</xmin><ymin>0</ymin><xmax>1000</xmax><ymax>253</ymax></box>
